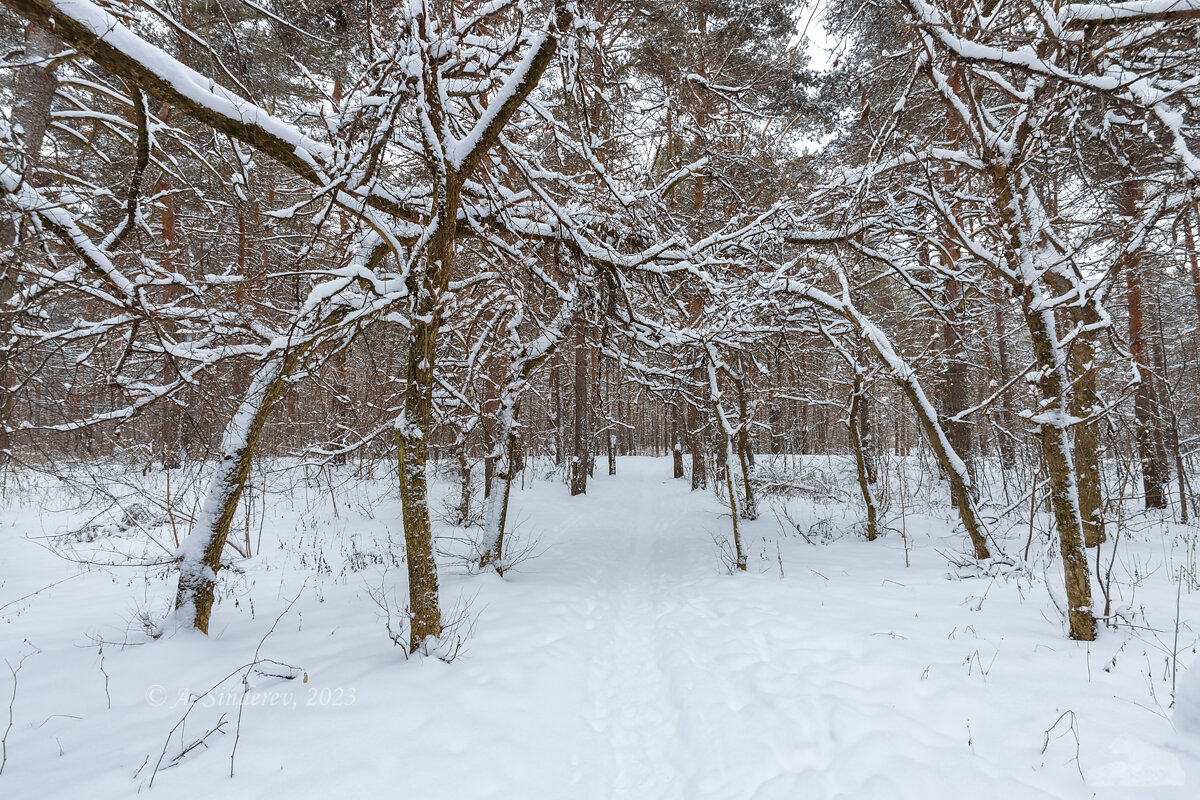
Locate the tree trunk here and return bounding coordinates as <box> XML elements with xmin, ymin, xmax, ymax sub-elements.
<box><xmin>1184</xmin><ymin>207</ymin><xmax>1200</xmax><ymax>401</ymax></box>
<box><xmin>453</xmin><ymin>428</ymin><xmax>473</xmax><ymax>526</ymax></box>
<box><xmin>705</xmin><ymin>356</ymin><xmax>745</xmax><ymax>572</ymax></box>
<box><xmin>671</xmin><ymin>401</ymin><xmax>685</xmax><ymax>478</ymax></box>
<box><xmin>992</xmin><ymin>300</ymin><xmax>1018</xmax><ymax>467</ymax></box>
<box><xmin>175</xmin><ymin>340</ymin><xmax>313</xmax><ymax>632</ymax></box>
<box><xmin>1125</xmin><ymin>252</ymin><xmax>1169</xmax><ymax>509</ymax></box>
<box><xmin>721</xmin><ymin>427</ymin><xmax>746</xmax><ymax>570</ymax></box>
<box><xmin>1122</xmin><ymin>183</ymin><xmax>1169</xmax><ymax>509</ymax></box>
<box><xmin>570</xmin><ymin>324</ymin><xmax>588</xmax><ymax>495</ymax></box>
<box><xmin>850</xmin><ymin>371</ymin><xmax>879</xmax><ymax>541</ymax></box>
<box><xmin>858</xmin><ymin>382</ymin><xmax>877</xmax><ymax>485</ymax></box>
<box><xmin>689</xmin><ymin>395</ymin><xmax>706</xmax><ymax>490</ymax></box>
<box><xmin>1071</xmin><ymin>317</ymin><xmax>1106</xmax><ymax>547</ymax></box>
<box><xmin>480</xmin><ymin>399</ymin><xmax>522</xmax><ymax>572</ymax></box>
<box><xmin>941</xmin><ymin>279</ymin><xmax>974</xmax><ymax>504</ymax></box>
<box><xmin>396</xmin><ymin>305</ymin><xmax>444</xmax><ymax>651</ymax></box>
<box><xmin>735</xmin><ymin>376</ymin><xmax>757</xmax><ymax>519</ymax></box>
<box><xmin>551</xmin><ymin>362</ymin><xmax>564</xmax><ymax>468</ymax></box>
<box><xmin>1023</xmin><ymin>303</ymin><xmax>1097</xmax><ymax>641</ymax></box>
<box><xmin>985</xmin><ymin>159</ymin><xmax>1096</xmax><ymax>641</ymax></box>
<box><xmin>479</xmin><ymin>291</ymin><xmax>578</xmax><ymax>568</ymax></box>
<box><xmin>1</xmin><ymin>23</ymin><xmax>59</xmax><ymax>464</ymax></box>
<box><xmin>394</xmin><ymin>174</ymin><xmax>466</xmax><ymax>649</ymax></box>
<box><xmin>833</xmin><ymin>298</ymin><xmax>991</xmax><ymax>560</ymax></box>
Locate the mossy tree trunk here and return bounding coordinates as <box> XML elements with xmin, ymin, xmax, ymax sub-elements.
<box><xmin>988</xmin><ymin>161</ymin><xmax>1096</xmax><ymax>641</ymax></box>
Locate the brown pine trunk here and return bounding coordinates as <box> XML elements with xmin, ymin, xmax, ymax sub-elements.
<box><xmin>606</xmin><ymin>358</ymin><xmax>617</xmax><ymax>475</ymax></box>
<box><xmin>1124</xmin><ymin>240</ymin><xmax>1169</xmax><ymax>509</ymax></box>
<box><xmin>589</xmin><ymin>327</ymin><xmax>601</xmax><ymax>477</ymax></box>
<box><xmin>768</xmin><ymin>353</ymin><xmax>783</xmax><ymax>456</ymax></box>
<box><xmin>1150</xmin><ymin>294</ymin><xmax>1190</xmax><ymax>523</ymax></box>
<box><xmin>1185</xmin><ymin>208</ymin><xmax>1200</xmax><ymax>400</ymax></box>
<box><xmin>2</xmin><ymin>23</ymin><xmax>60</xmax><ymax>464</ymax></box>
<box><xmin>798</xmin><ymin>356</ymin><xmax>810</xmax><ymax>455</ymax></box>
<box><xmin>570</xmin><ymin>324</ymin><xmax>588</xmax><ymax>495</ymax></box>
<box><xmin>941</xmin><ymin>279</ymin><xmax>974</xmax><ymax>504</ymax></box>
<box><xmin>689</xmin><ymin>394</ymin><xmax>706</xmax><ymax>490</ymax></box>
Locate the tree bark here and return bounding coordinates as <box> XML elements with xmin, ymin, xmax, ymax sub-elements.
<box><xmin>1125</xmin><ymin>242</ymin><xmax>1169</xmax><ymax>509</ymax></box>
<box><xmin>941</xmin><ymin>278</ymin><xmax>974</xmax><ymax>504</ymax></box>
<box><xmin>1184</xmin><ymin>208</ymin><xmax>1200</xmax><ymax>400</ymax></box>
<box><xmin>175</xmin><ymin>337</ymin><xmax>316</xmax><ymax>632</ymax></box>
<box><xmin>735</xmin><ymin>375</ymin><xmax>757</xmax><ymax>519</ymax></box>
<box><xmin>570</xmin><ymin>323</ymin><xmax>588</xmax><ymax>495</ymax></box>
<box><xmin>689</xmin><ymin>393</ymin><xmax>706</xmax><ymax>490</ymax></box>
<box><xmin>551</xmin><ymin>362</ymin><xmax>564</xmax><ymax>468</ymax></box>
<box><xmin>849</xmin><ymin>370</ymin><xmax>879</xmax><ymax>541</ymax></box>
<box><xmin>992</xmin><ymin>300</ymin><xmax>1018</xmax><ymax>467</ymax></box>
<box><xmin>1</xmin><ymin>23</ymin><xmax>59</xmax><ymax>464</ymax></box>
<box><xmin>671</xmin><ymin>401</ymin><xmax>685</xmax><ymax>478</ymax></box>
<box><xmin>1022</xmin><ymin>302</ymin><xmax>1097</xmax><ymax>640</ymax></box>
<box><xmin>988</xmin><ymin>161</ymin><xmax>1096</xmax><ymax>641</ymax></box>
<box><xmin>479</xmin><ymin>294</ymin><xmax>578</xmax><ymax>569</ymax></box>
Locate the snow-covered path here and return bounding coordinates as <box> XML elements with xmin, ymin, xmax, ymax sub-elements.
<box><xmin>441</xmin><ymin>458</ymin><xmax>1196</xmax><ymax>799</ymax></box>
<box><xmin>2</xmin><ymin>457</ymin><xmax>1198</xmax><ymax>799</ymax></box>
<box><xmin>576</xmin><ymin>473</ymin><xmax>685</xmax><ymax>800</ymax></box>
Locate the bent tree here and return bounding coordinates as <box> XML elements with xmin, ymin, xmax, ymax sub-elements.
<box><xmin>2</xmin><ymin>0</ymin><xmax>580</xmax><ymax>650</ymax></box>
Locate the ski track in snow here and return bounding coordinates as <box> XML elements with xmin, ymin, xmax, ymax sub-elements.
<box><xmin>580</xmin><ymin>473</ymin><xmax>682</xmax><ymax>800</ymax></box>
<box><xmin>2</xmin><ymin>456</ymin><xmax>1199</xmax><ymax>799</ymax></box>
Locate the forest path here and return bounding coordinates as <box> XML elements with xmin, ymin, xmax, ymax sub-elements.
<box><xmin>536</xmin><ymin>457</ymin><xmax>827</xmax><ymax>799</ymax></box>
<box><xmin>507</xmin><ymin>457</ymin><xmax>1073</xmax><ymax>800</ymax></box>
<box><xmin>572</xmin><ymin>459</ymin><xmax>698</xmax><ymax>800</ymax></box>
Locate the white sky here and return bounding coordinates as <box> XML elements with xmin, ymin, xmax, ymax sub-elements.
<box><xmin>794</xmin><ymin>0</ymin><xmax>837</xmax><ymax>74</ymax></box>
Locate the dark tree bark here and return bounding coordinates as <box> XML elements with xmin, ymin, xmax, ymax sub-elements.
<box><xmin>1122</xmin><ymin>192</ymin><xmax>1169</xmax><ymax>510</ymax></box>
<box><xmin>849</xmin><ymin>371</ymin><xmax>879</xmax><ymax>541</ymax></box>
<box><xmin>551</xmin><ymin>362</ymin><xmax>564</xmax><ymax>468</ymax></box>
<box><xmin>1</xmin><ymin>23</ymin><xmax>59</xmax><ymax>465</ymax></box>
<box><xmin>570</xmin><ymin>324</ymin><xmax>588</xmax><ymax>496</ymax></box>
<box><xmin>671</xmin><ymin>401</ymin><xmax>685</xmax><ymax>478</ymax></box>
<box><xmin>941</xmin><ymin>278</ymin><xmax>974</xmax><ymax>505</ymax></box>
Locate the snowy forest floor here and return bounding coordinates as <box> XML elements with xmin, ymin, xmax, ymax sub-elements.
<box><xmin>2</xmin><ymin>455</ymin><xmax>1199</xmax><ymax>799</ymax></box>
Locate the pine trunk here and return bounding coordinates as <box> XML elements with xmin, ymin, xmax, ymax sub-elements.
<box><xmin>570</xmin><ymin>324</ymin><xmax>588</xmax><ymax>495</ymax></box>
<box><xmin>1</xmin><ymin>23</ymin><xmax>59</xmax><ymax>465</ymax></box>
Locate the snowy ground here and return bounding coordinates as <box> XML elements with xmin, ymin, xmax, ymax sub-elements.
<box><xmin>1</xmin><ymin>456</ymin><xmax>1199</xmax><ymax>798</ymax></box>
